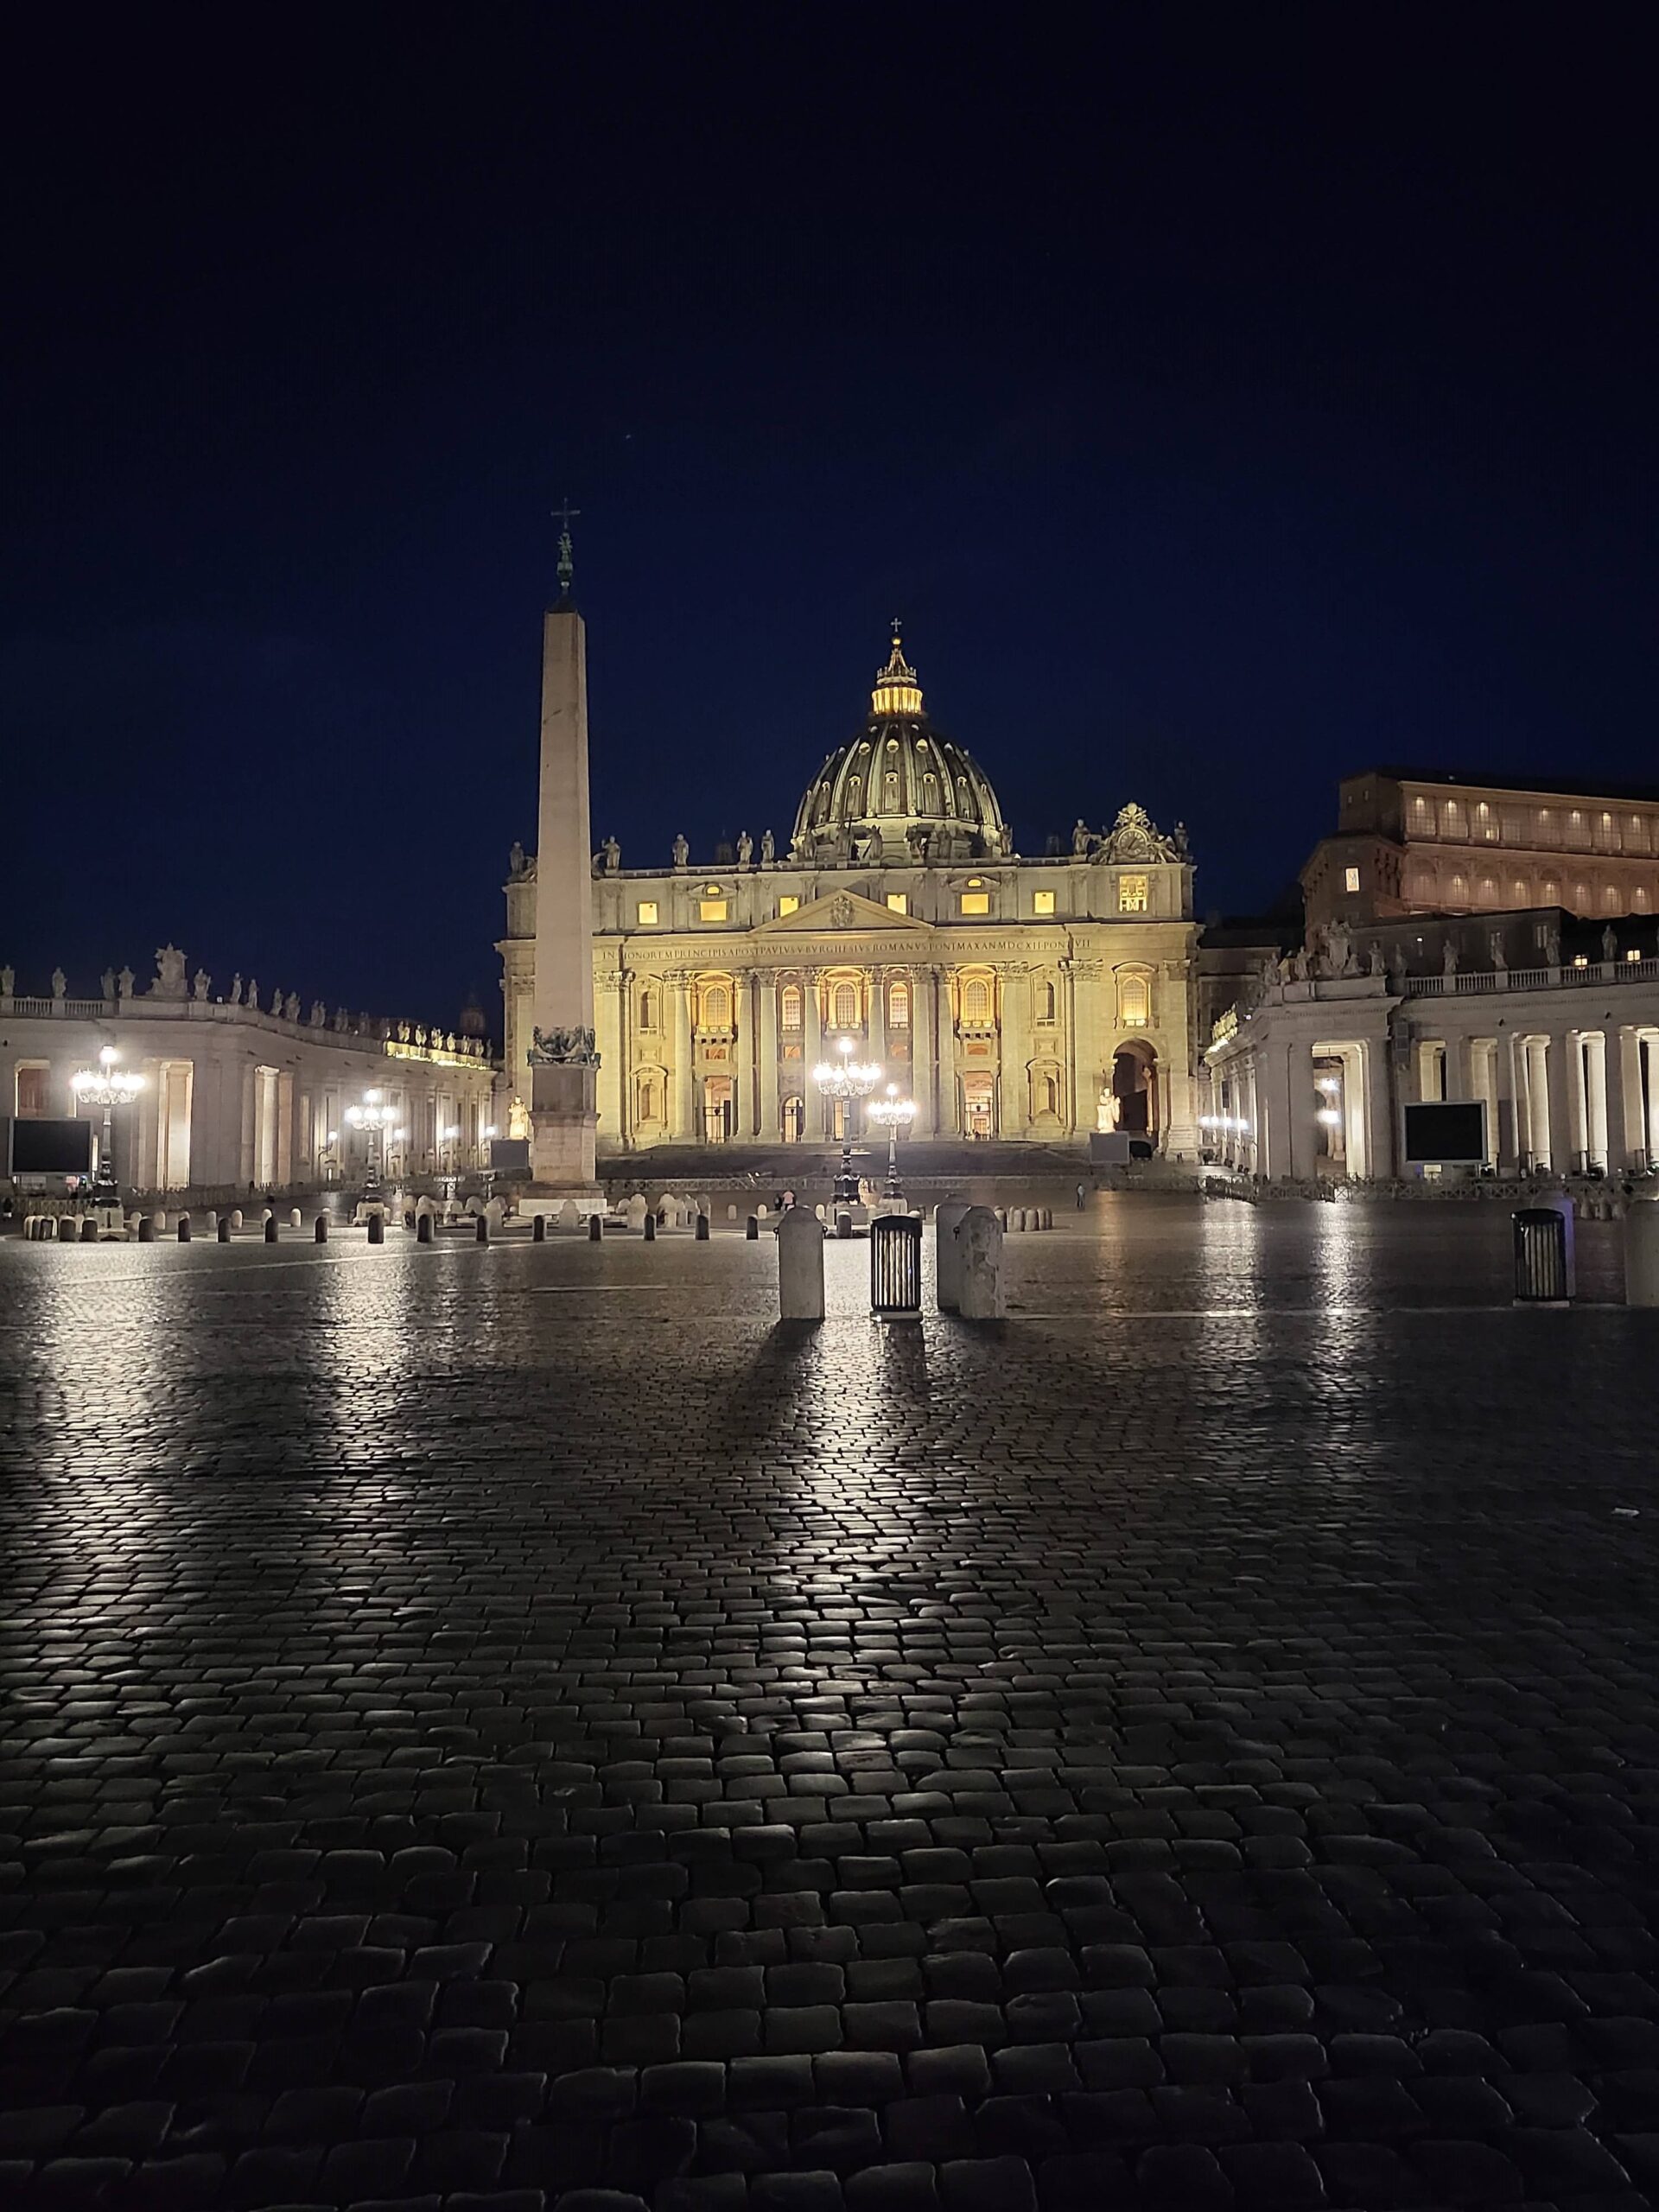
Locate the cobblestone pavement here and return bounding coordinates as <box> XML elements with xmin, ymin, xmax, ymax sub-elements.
<box><xmin>2</xmin><ymin>1199</ymin><xmax>1656</xmax><ymax>2212</ymax></box>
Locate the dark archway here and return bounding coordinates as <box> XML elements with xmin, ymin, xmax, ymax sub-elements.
<box><xmin>1110</xmin><ymin>1041</ymin><xmax>1158</xmax><ymax>1139</ymax></box>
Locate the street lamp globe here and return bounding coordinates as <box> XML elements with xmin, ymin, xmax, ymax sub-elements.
<box><xmin>868</xmin><ymin>1083</ymin><xmax>918</xmax><ymax>1201</ymax></box>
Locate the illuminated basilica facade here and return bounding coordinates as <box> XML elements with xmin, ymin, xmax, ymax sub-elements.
<box><xmin>500</xmin><ymin>631</ymin><xmax>1199</xmax><ymax>1158</ymax></box>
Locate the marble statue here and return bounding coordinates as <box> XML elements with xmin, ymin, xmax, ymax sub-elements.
<box><xmin>193</xmin><ymin>969</ymin><xmax>210</xmax><ymax>1000</ymax></box>
<box><xmin>100</xmin><ymin>968</ymin><xmax>117</xmax><ymax>1001</ymax></box>
<box><xmin>151</xmin><ymin>944</ymin><xmax>188</xmax><ymax>998</ymax></box>
<box><xmin>760</xmin><ymin>829</ymin><xmax>775</xmax><ymax>863</ymax></box>
<box><xmin>1603</xmin><ymin>925</ymin><xmax>1618</xmax><ymax>961</ymax></box>
<box><xmin>1489</xmin><ymin>931</ymin><xmax>1507</xmax><ymax>972</ymax></box>
<box><xmin>1441</xmin><ymin>942</ymin><xmax>1459</xmax><ymax>979</ymax></box>
<box><xmin>0</xmin><ymin>965</ymin><xmax>12</xmax><ymax>997</ymax></box>
<box><xmin>284</xmin><ymin>991</ymin><xmax>299</xmax><ymax>1020</ymax></box>
<box><xmin>508</xmin><ymin>840</ymin><xmax>527</xmax><ymax>880</ymax></box>
<box><xmin>1072</xmin><ymin>819</ymin><xmax>1092</xmax><ymax>855</ymax></box>
<box><xmin>1367</xmin><ymin>944</ymin><xmax>1386</xmax><ymax>978</ymax></box>
<box><xmin>672</xmin><ymin>833</ymin><xmax>690</xmax><ymax>868</ymax></box>
<box><xmin>601</xmin><ymin>836</ymin><xmax>620</xmax><ymax>872</ymax></box>
<box><xmin>229</xmin><ymin>974</ymin><xmax>242</xmax><ymax>1005</ymax></box>
<box><xmin>309</xmin><ymin>1000</ymin><xmax>325</xmax><ymax>1026</ymax></box>
<box><xmin>51</xmin><ymin>968</ymin><xmax>67</xmax><ymax>999</ymax></box>
<box><xmin>736</xmin><ymin>830</ymin><xmax>753</xmax><ymax>867</ymax></box>
<box><xmin>246</xmin><ymin>979</ymin><xmax>260</xmax><ymax>1010</ymax></box>
<box><xmin>117</xmin><ymin>967</ymin><xmax>134</xmax><ymax>999</ymax></box>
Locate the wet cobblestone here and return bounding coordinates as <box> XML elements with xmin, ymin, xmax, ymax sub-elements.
<box><xmin>1</xmin><ymin>1199</ymin><xmax>1656</xmax><ymax>2209</ymax></box>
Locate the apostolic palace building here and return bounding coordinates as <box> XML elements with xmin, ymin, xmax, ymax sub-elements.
<box><xmin>498</xmin><ymin>620</ymin><xmax>1201</xmax><ymax>1166</ymax></box>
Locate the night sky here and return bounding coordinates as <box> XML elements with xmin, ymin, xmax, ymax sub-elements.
<box><xmin>5</xmin><ymin>13</ymin><xmax>1655</xmax><ymax>1032</ymax></box>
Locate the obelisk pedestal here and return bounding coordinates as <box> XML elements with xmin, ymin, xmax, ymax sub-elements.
<box><xmin>527</xmin><ymin>552</ymin><xmax>601</xmax><ymax>1196</ymax></box>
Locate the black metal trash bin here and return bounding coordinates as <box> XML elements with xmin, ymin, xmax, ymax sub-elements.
<box><xmin>1513</xmin><ymin>1208</ymin><xmax>1569</xmax><ymax>1303</ymax></box>
<box><xmin>870</xmin><ymin>1213</ymin><xmax>923</xmax><ymax>1315</ymax></box>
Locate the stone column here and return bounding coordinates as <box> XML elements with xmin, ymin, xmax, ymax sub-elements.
<box><xmin>1495</xmin><ymin>1028</ymin><xmax>1519</xmax><ymax>1170</ymax></box>
<box><xmin>529</xmin><ymin>589</ymin><xmax>599</xmax><ymax>1191</ymax></box>
<box><xmin>276</xmin><ymin>1071</ymin><xmax>295</xmax><ymax>1188</ymax></box>
<box><xmin>1584</xmin><ymin>1031</ymin><xmax>1610</xmax><ymax>1171</ymax></box>
<box><xmin>1522</xmin><ymin>1034</ymin><xmax>1549</xmax><ymax>1168</ymax></box>
<box><xmin>868</xmin><ymin>968</ymin><xmax>887</xmax><ymax>1069</ymax></box>
<box><xmin>732</xmin><ymin>975</ymin><xmax>755</xmax><ymax>1140</ymax></box>
<box><xmin>757</xmin><ymin>973</ymin><xmax>780</xmax><ymax>1140</ymax></box>
<box><xmin>1617</xmin><ymin>1026</ymin><xmax>1646</xmax><ymax>1170</ymax></box>
<box><xmin>1286</xmin><ymin>1039</ymin><xmax>1319</xmax><ymax>1181</ymax></box>
<box><xmin>667</xmin><ymin>972</ymin><xmax>695</xmax><ymax>1141</ymax></box>
<box><xmin>1000</xmin><ymin>964</ymin><xmax>1030</xmax><ymax>1138</ymax></box>
<box><xmin>1562</xmin><ymin>1030</ymin><xmax>1588</xmax><ymax>1173</ymax></box>
<box><xmin>596</xmin><ymin>970</ymin><xmax>629</xmax><ymax>1150</ymax></box>
<box><xmin>803</xmin><ymin>969</ymin><xmax>825</xmax><ymax>1135</ymax></box>
<box><xmin>1544</xmin><ymin>1033</ymin><xmax>1573</xmax><ymax>1175</ymax></box>
<box><xmin>238</xmin><ymin>1061</ymin><xmax>256</xmax><ymax>1188</ymax></box>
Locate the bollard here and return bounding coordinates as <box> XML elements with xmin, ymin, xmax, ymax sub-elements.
<box><xmin>289</xmin><ymin>1208</ymin><xmax>302</xmax><ymax>1230</ymax></box>
<box><xmin>626</xmin><ymin>1194</ymin><xmax>649</xmax><ymax>1233</ymax></box>
<box><xmin>747</xmin><ymin>1215</ymin><xmax>760</xmax><ymax>1240</ymax></box>
<box><xmin>588</xmin><ymin>1213</ymin><xmax>602</xmax><ymax>1242</ymax></box>
<box><xmin>643</xmin><ymin>1212</ymin><xmax>657</xmax><ymax>1242</ymax></box>
<box><xmin>870</xmin><ymin>1213</ymin><xmax>923</xmax><ymax>1317</ymax></box>
<box><xmin>957</xmin><ymin>1205</ymin><xmax>1006</xmax><ymax>1319</ymax></box>
<box><xmin>1009</xmin><ymin>1207</ymin><xmax>1027</xmax><ymax>1233</ymax></box>
<box><xmin>695</xmin><ymin>1213</ymin><xmax>709</xmax><ymax>1242</ymax></box>
<box><xmin>404</xmin><ymin>1210</ymin><xmax>416</xmax><ymax>1230</ymax></box>
<box><xmin>1624</xmin><ymin>1197</ymin><xmax>1659</xmax><ymax>1307</ymax></box>
<box><xmin>368</xmin><ymin>1214</ymin><xmax>385</xmax><ymax>1245</ymax></box>
<box><xmin>476</xmin><ymin>1214</ymin><xmax>489</xmax><ymax>1244</ymax></box>
<box><xmin>935</xmin><ymin>1200</ymin><xmax>970</xmax><ymax>1311</ymax></box>
<box><xmin>59</xmin><ymin>1215</ymin><xmax>78</xmax><ymax>1242</ymax></box>
<box><xmin>777</xmin><ymin>1205</ymin><xmax>827</xmax><ymax>1320</ymax></box>
<box><xmin>177</xmin><ymin>1215</ymin><xmax>192</xmax><ymax>1242</ymax></box>
<box><xmin>994</xmin><ymin>1206</ymin><xmax>1007</xmax><ymax>1230</ymax></box>
<box><xmin>264</xmin><ymin>1216</ymin><xmax>278</xmax><ymax>1243</ymax></box>
<box><xmin>1513</xmin><ymin>1207</ymin><xmax>1570</xmax><ymax>1304</ymax></box>
<box><xmin>205</xmin><ymin>1211</ymin><xmax>218</xmax><ymax>1230</ymax></box>
<box><xmin>80</xmin><ymin>1216</ymin><xmax>99</xmax><ymax>1243</ymax></box>
<box><xmin>217</xmin><ymin>1216</ymin><xmax>232</xmax><ymax>1243</ymax></box>
<box><xmin>156</xmin><ymin>1211</ymin><xmax>168</xmax><ymax>1234</ymax></box>
<box><xmin>315</xmin><ymin>1214</ymin><xmax>328</xmax><ymax>1242</ymax></box>
<box><xmin>836</xmin><ymin>1211</ymin><xmax>853</xmax><ymax>1239</ymax></box>
<box><xmin>137</xmin><ymin>1217</ymin><xmax>155</xmax><ymax>1243</ymax></box>
<box><xmin>532</xmin><ymin>1213</ymin><xmax>546</xmax><ymax>1242</ymax></box>
<box><xmin>416</xmin><ymin>1213</ymin><xmax>433</xmax><ymax>1243</ymax></box>
<box><xmin>231</xmin><ymin>1209</ymin><xmax>244</xmax><ymax>1230</ymax></box>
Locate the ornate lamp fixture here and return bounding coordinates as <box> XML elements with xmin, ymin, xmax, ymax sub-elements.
<box><xmin>345</xmin><ymin>1089</ymin><xmax>404</xmax><ymax>1199</ymax></box>
<box><xmin>71</xmin><ymin>1046</ymin><xmax>144</xmax><ymax>1211</ymax></box>
<box><xmin>811</xmin><ymin>1034</ymin><xmax>883</xmax><ymax>1207</ymax></box>
<box><xmin>868</xmin><ymin>1084</ymin><xmax>918</xmax><ymax>1200</ymax></box>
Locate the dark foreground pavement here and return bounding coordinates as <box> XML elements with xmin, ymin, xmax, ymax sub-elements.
<box><xmin>1</xmin><ymin>1200</ymin><xmax>1656</xmax><ymax>2211</ymax></box>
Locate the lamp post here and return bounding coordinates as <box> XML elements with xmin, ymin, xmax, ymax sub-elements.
<box><xmin>71</xmin><ymin>1046</ymin><xmax>143</xmax><ymax>1222</ymax></box>
<box><xmin>868</xmin><ymin>1084</ymin><xmax>917</xmax><ymax>1201</ymax></box>
<box><xmin>345</xmin><ymin>1089</ymin><xmax>402</xmax><ymax>1205</ymax></box>
<box><xmin>480</xmin><ymin>1123</ymin><xmax>499</xmax><ymax>1206</ymax></box>
<box><xmin>440</xmin><ymin>1123</ymin><xmax>461</xmax><ymax>1205</ymax></box>
<box><xmin>811</xmin><ymin>1034</ymin><xmax>882</xmax><ymax>1208</ymax></box>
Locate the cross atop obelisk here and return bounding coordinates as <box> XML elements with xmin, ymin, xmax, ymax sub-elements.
<box><xmin>552</xmin><ymin>498</ymin><xmax>581</xmax><ymax>601</ymax></box>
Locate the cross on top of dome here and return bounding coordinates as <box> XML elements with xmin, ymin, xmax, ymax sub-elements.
<box><xmin>872</xmin><ymin>622</ymin><xmax>923</xmax><ymax>717</ymax></box>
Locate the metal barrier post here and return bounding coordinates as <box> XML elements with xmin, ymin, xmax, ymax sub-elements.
<box><xmin>870</xmin><ymin>1213</ymin><xmax>922</xmax><ymax>1317</ymax></box>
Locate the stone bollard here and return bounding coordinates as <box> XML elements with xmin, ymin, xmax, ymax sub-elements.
<box><xmin>218</xmin><ymin>1216</ymin><xmax>232</xmax><ymax>1243</ymax></box>
<box><xmin>315</xmin><ymin>1215</ymin><xmax>328</xmax><ymax>1242</ymax></box>
<box><xmin>957</xmin><ymin>1205</ymin><xmax>1006</xmax><ymax>1319</ymax></box>
<box><xmin>994</xmin><ymin>1206</ymin><xmax>1007</xmax><ymax>1230</ymax></box>
<box><xmin>368</xmin><ymin>1214</ymin><xmax>385</xmax><ymax>1245</ymax></box>
<box><xmin>747</xmin><ymin>1215</ymin><xmax>760</xmax><ymax>1240</ymax></box>
<box><xmin>1009</xmin><ymin>1207</ymin><xmax>1027</xmax><ymax>1232</ymax></box>
<box><xmin>155</xmin><ymin>1211</ymin><xmax>168</xmax><ymax>1234</ymax></box>
<box><xmin>936</xmin><ymin>1200</ymin><xmax>970</xmax><ymax>1311</ymax></box>
<box><xmin>264</xmin><ymin>1216</ymin><xmax>279</xmax><ymax>1243</ymax></box>
<box><xmin>532</xmin><ymin>1213</ymin><xmax>546</xmax><ymax>1242</ymax></box>
<box><xmin>178</xmin><ymin>1215</ymin><xmax>192</xmax><ymax>1242</ymax></box>
<box><xmin>626</xmin><ymin>1194</ymin><xmax>649</xmax><ymax>1233</ymax></box>
<box><xmin>696</xmin><ymin>1213</ymin><xmax>709</xmax><ymax>1242</ymax></box>
<box><xmin>416</xmin><ymin>1213</ymin><xmax>433</xmax><ymax>1243</ymax></box>
<box><xmin>59</xmin><ymin>1215</ymin><xmax>79</xmax><ymax>1242</ymax></box>
<box><xmin>205</xmin><ymin>1211</ymin><xmax>217</xmax><ymax>1230</ymax></box>
<box><xmin>80</xmin><ymin>1216</ymin><xmax>99</xmax><ymax>1243</ymax></box>
<box><xmin>476</xmin><ymin>1214</ymin><xmax>489</xmax><ymax>1244</ymax></box>
<box><xmin>588</xmin><ymin>1213</ymin><xmax>602</xmax><ymax>1242</ymax></box>
<box><xmin>1624</xmin><ymin>1197</ymin><xmax>1659</xmax><ymax>1307</ymax></box>
<box><xmin>137</xmin><ymin>1216</ymin><xmax>155</xmax><ymax>1243</ymax></box>
<box><xmin>777</xmin><ymin>1205</ymin><xmax>826</xmax><ymax>1320</ymax></box>
<box><xmin>289</xmin><ymin>1208</ymin><xmax>302</xmax><ymax>1230</ymax></box>
<box><xmin>643</xmin><ymin>1213</ymin><xmax>656</xmax><ymax>1242</ymax></box>
<box><xmin>404</xmin><ymin>1209</ymin><xmax>416</xmax><ymax>1230</ymax></box>
<box><xmin>231</xmin><ymin>1209</ymin><xmax>244</xmax><ymax>1230</ymax></box>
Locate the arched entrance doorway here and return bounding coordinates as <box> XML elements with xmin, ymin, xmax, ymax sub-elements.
<box><xmin>1108</xmin><ymin>1042</ymin><xmax>1159</xmax><ymax>1141</ymax></box>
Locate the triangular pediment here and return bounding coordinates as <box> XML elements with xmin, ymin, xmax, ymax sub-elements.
<box><xmin>754</xmin><ymin>888</ymin><xmax>934</xmax><ymax>937</ymax></box>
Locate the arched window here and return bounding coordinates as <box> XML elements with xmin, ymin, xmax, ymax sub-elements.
<box><xmin>832</xmin><ymin>981</ymin><xmax>860</xmax><ymax>1029</ymax></box>
<box><xmin>1119</xmin><ymin>972</ymin><xmax>1151</xmax><ymax>1028</ymax></box>
<box><xmin>1039</xmin><ymin>980</ymin><xmax>1057</xmax><ymax>1022</ymax></box>
<box><xmin>635</xmin><ymin>1075</ymin><xmax>659</xmax><ymax>1123</ymax></box>
<box><xmin>703</xmin><ymin>982</ymin><xmax>730</xmax><ymax>1027</ymax></box>
<box><xmin>963</xmin><ymin>976</ymin><xmax>991</xmax><ymax>1024</ymax></box>
<box><xmin>884</xmin><ymin>770</ymin><xmax>899</xmax><ymax>807</ymax></box>
<box><xmin>847</xmin><ymin>778</ymin><xmax>861</xmax><ymax>812</ymax></box>
<box><xmin>782</xmin><ymin>1096</ymin><xmax>804</xmax><ymax>1142</ymax></box>
<box><xmin>887</xmin><ymin>981</ymin><xmax>910</xmax><ymax>1029</ymax></box>
<box><xmin>638</xmin><ymin>987</ymin><xmax>654</xmax><ymax>1031</ymax></box>
<box><xmin>1604</xmin><ymin>884</ymin><xmax>1620</xmax><ymax>912</ymax></box>
<box><xmin>1041</xmin><ymin>1072</ymin><xmax>1060</xmax><ymax>1117</ymax></box>
<box><xmin>780</xmin><ymin>983</ymin><xmax>802</xmax><ymax>1030</ymax></box>
<box><xmin>923</xmin><ymin>773</ymin><xmax>938</xmax><ymax>809</ymax></box>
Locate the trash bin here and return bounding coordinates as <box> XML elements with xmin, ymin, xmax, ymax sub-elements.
<box><xmin>1513</xmin><ymin>1208</ymin><xmax>1570</xmax><ymax>1303</ymax></box>
<box><xmin>870</xmin><ymin>1212</ymin><xmax>922</xmax><ymax>1316</ymax></box>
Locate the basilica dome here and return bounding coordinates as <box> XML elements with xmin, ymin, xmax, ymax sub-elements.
<box><xmin>791</xmin><ymin>632</ymin><xmax>1007</xmax><ymax>860</ymax></box>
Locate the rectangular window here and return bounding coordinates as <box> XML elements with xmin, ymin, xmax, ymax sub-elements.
<box><xmin>15</xmin><ymin>1065</ymin><xmax>48</xmax><ymax>1117</ymax></box>
<box><xmin>699</xmin><ymin>899</ymin><xmax>728</xmax><ymax>923</ymax></box>
<box><xmin>1033</xmin><ymin>889</ymin><xmax>1055</xmax><ymax>915</ymax></box>
<box><xmin>886</xmin><ymin>893</ymin><xmax>908</xmax><ymax>914</ymax></box>
<box><xmin>959</xmin><ymin>893</ymin><xmax>989</xmax><ymax>916</ymax></box>
<box><xmin>778</xmin><ymin>895</ymin><xmax>799</xmax><ymax>916</ymax></box>
<box><xmin>1118</xmin><ymin>874</ymin><xmax>1149</xmax><ymax>913</ymax></box>
<box><xmin>636</xmin><ymin>900</ymin><xmax>659</xmax><ymax>925</ymax></box>
<box><xmin>1344</xmin><ymin>866</ymin><xmax>1361</xmax><ymax>893</ymax></box>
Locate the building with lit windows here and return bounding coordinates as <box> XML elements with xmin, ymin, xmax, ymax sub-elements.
<box><xmin>499</xmin><ymin>629</ymin><xmax>1201</xmax><ymax>1159</ymax></box>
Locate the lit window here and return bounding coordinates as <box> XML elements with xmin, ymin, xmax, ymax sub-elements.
<box><xmin>832</xmin><ymin>982</ymin><xmax>860</xmax><ymax>1028</ymax></box>
<box><xmin>703</xmin><ymin>983</ymin><xmax>731</xmax><ymax>1025</ymax></box>
<box><xmin>702</xmin><ymin>882</ymin><xmax>722</xmax><ymax>893</ymax></box>
<box><xmin>1344</xmin><ymin>866</ymin><xmax>1361</xmax><ymax>893</ymax></box>
<box><xmin>1119</xmin><ymin>973</ymin><xmax>1151</xmax><ymax>1027</ymax></box>
<box><xmin>1033</xmin><ymin>889</ymin><xmax>1056</xmax><ymax>915</ymax></box>
<box><xmin>778</xmin><ymin>895</ymin><xmax>799</xmax><ymax>916</ymax></box>
<box><xmin>637</xmin><ymin>900</ymin><xmax>659</xmax><ymax>925</ymax></box>
<box><xmin>887</xmin><ymin>893</ymin><xmax>908</xmax><ymax>914</ymax></box>
<box><xmin>963</xmin><ymin>977</ymin><xmax>992</xmax><ymax>1022</ymax></box>
<box><xmin>780</xmin><ymin>984</ymin><xmax>802</xmax><ymax>1029</ymax></box>
<box><xmin>699</xmin><ymin>899</ymin><xmax>728</xmax><ymax>923</ymax></box>
<box><xmin>1573</xmin><ymin>954</ymin><xmax>1589</xmax><ymax>969</ymax></box>
<box><xmin>1628</xmin><ymin>948</ymin><xmax>1643</xmax><ymax>963</ymax></box>
<box><xmin>887</xmin><ymin>982</ymin><xmax>910</xmax><ymax>1028</ymax></box>
<box><xmin>959</xmin><ymin>893</ymin><xmax>989</xmax><ymax>916</ymax></box>
<box><xmin>1118</xmin><ymin>874</ymin><xmax>1149</xmax><ymax>913</ymax></box>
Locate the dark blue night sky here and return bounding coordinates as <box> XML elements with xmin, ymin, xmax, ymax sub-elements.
<box><xmin>5</xmin><ymin>12</ymin><xmax>1655</xmax><ymax>1030</ymax></box>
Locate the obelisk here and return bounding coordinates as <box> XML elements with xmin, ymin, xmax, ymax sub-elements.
<box><xmin>527</xmin><ymin>511</ymin><xmax>600</xmax><ymax>1192</ymax></box>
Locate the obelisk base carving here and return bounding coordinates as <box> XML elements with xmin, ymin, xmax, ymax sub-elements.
<box><xmin>530</xmin><ymin>1061</ymin><xmax>599</xmax><ymax>1193</ymax></box>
